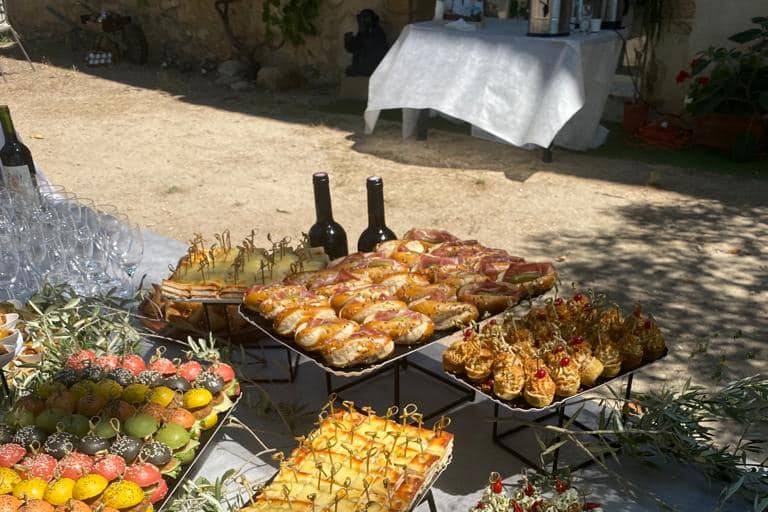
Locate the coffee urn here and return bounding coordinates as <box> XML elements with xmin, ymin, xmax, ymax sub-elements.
<box><xmin>601</xmin><ymin>0</ymin><xmax>630</xmax><ymax>29</ymax></box>
<box><xmin>528</xmin><ymin>0</ymin><xmax>575</xmax><ymax>36</ymax></box>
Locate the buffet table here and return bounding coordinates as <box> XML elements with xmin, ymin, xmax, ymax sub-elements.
<box><xmin>364</xmin><ymin>19</ymin><xmax>623</xmax><ymax>152</ymax></box>
<box><xmin>133</xmin><ymin>230</ymin><xmax>747</xmax><ymax>512</ymax></box>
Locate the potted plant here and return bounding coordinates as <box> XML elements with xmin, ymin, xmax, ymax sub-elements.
<box><xmin>678</xmin><ymin>16</ymin><xmax>768</xmax><ymax>159</ymax></box>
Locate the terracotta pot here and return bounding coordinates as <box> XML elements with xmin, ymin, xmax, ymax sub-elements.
<box><xmin>623</xmin><ymin>101</ymin><xmax>649</xmax><ymax>135</ymax></box>
<box><xmin>692</xmin><ymin>114</ymin><xmax>765</xmax><ymax>151</ymax></box>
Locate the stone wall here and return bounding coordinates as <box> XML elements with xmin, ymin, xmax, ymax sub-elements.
<box><xmin>648</xmin><ymin>0</ymin><xmax>766</xmax><ymax>111</ymax></box>
<box><xmin>6</xmin><ymin>0</ymin><xmax>434</xmax><ymax>82</ymax></box>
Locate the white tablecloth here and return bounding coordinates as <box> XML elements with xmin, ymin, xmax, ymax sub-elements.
<box><xmin>364</xmin><ymin>19</ymin><xmax>624</xmax><ymax>151</ymax></box>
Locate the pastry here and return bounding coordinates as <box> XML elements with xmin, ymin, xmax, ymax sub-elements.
<box><xmin>339</xmin><ymin>299</ymin><xmax>408</xmax><ymax>324</ymax></box>
<box><xmin>552</xmin><ymin>357</ymin><xmax>581</xmax><ymax>397</ymax></box>
<box><xmin>464</xmin><ymin>348</ymin><xmax>493</xmax><ymax>383</ymax></box>
<box><xmin>258</xmin><ymin>290</ymin><xmax>328</xmax><ymax>319</ymax></box>
<box><xmin>294</xmin><ymin>318</ymin><xmax>359</xmax><ymax>351</ymax></box>
<box><xmin>363</xmin><ymin>308</ymin><xmax>434</xmax><ymax>345</ymax></box>
<box><xmin>500</xmin><ymin>262</ymin><xmax>558</xmax><ymax>298</ymax></box>
<box><xmin>244</xmin><ymin>403</ymin><xmax>453</xmax><ymax>512</ymax></box>
<box><xmin>344</xmin><ymin>257</ymin><xmax>409</xmax><ymax>282</ymax></box>
<box><xmin>243</xmin><ymin>284</ymin><xmax>306</xmax><ymax>309</ymax></box>
<box><xmin>272</xmin><ymin>306</ymin><xmax>337</xmax><ymax>336</ymax></box>
<box><xmin>329</xmin><ymin>284</ymin><xmax>393</xmax><ymax>310</ymax></box>
<box><xmin>594</xmin><ymin>338</ymin><xmax>622</xmax><ymax>378</ymax></box>
<box><xmin>619</xmin><ymin>333</ymin><xmax>644</xmax><ymax>370</ymax></box>
<box><xmin>162</xmin><ymin>231</ymin><xmax>328</xmax><ymax>300</ymax></box>
<box><xmin>395</xmin><ymin>283</ymin><xmax>457</xmax><ymax>303</ymax></box>
<box><xmin>401</xmin><ymin>228</ymin><xmax>460</xmax><ymax>244</ymax></box>
<box><xmin>321</xmin><ymin>328</ymin><xmax>395</xmax><ymax>367</ymax></box>
<box><xmin>313</xmin><ymin>277</ymin><xmax>375</xmax><ymax>300</ymax></box>
<box><xmin>378</xmin><ymin>272</ymin><xmax>430</xmax><ymax>291</ymax></box>
<box><xmin>457</xmin><ymin>281</ymin><xmax>526</xmax><ymax>314</ymax></box>
<box><xmin>640</xmin><ymin>318</ymin><xmax>666</xmax><ymax>361</ymax></box>
<box><xmin>493</xmin><ymin>359</ymin><xmax>525</xmax><ymax>400</ymax></box>
<box><xmin>408</xmin><ymin>299</ymin><xmax>479</xmax><ymax>330</ymax></box>
<box><xmin>522</xmin><ymin>357</ymin><xmax>547</xmax><ymax>378</ymax></box>
<box><xmin>523</xmin><ymin>368</ymin><xmax>556</xmax><ymax>408</ymax></box>
<box><xmin>442</xmin><ymin>340</ymin><xmax>473</xmax><ymax>374</ymax></box>
<box><xmin>492</xmin><ymin>351</ymin><xmax>521</xmax><ymax>372</ymax></box>
<box><xmin>573</xmin><ymin>352</ymin><xmax>604</xmax><ymax>387</ymax></box>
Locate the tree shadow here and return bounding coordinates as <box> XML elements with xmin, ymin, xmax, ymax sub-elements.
<box><xmin>520</xmin><ymin>199</ymin><xmax>768</xmax><ymax>386</ymax></box>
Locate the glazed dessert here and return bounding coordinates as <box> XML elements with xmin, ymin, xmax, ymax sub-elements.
<box><xmin>162</xmin><ymin>231</ymin><xmax>329</xmax><ymax>300</ymax></box>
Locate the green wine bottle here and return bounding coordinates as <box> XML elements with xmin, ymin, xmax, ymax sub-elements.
<box><xmin>0</xmin><ymin>105</ymin><xmax>39</xmax><ymax>200</ymax></box>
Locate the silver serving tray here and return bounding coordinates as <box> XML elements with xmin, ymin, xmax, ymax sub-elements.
<box><xmin>160</xmin><ymin>294</ymin><xmax>244</xmax><ymax>305</ymax></box>
<box><xmin>157</xmin><ymin>393</ymin><xmax>243</xmax><ymax>511</ymax></box>
<box><xmin>237</xmin><ymin>304</ymin><xmax>486</xmax><ymax>378</ymax></box>
<box><xmin>251</xmin><ymin>451</ymin><xmax>453</xmax><ymax>511</ymax></box>
<box><xmin>443</xmin><ymin>349</ymin><xmax>669</xmax><ymax>417</ymax></box>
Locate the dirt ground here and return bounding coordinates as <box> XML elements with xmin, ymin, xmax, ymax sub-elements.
<box><xmin>1</xmin><ymin>47</ymin><xmax>767</xmax><ymax>394</ymax></box>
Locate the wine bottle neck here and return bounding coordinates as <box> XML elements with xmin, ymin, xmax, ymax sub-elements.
<box><xmin>313</xmin><ymin>180</ymin><xmax>334</xmax><ymax>222</ymax></box>
<box><xmin>367</xmin><ymin>183</ymin><xmax>386</xmax><ymax>227</ymax></box>
<box><xmin>0</xmin><ymin>107</ymin><xmax>18</xmax><ymax>144</ymax></box>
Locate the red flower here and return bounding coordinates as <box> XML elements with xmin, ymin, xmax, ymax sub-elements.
<box><xmin>676</xmin><ymin>70</ymin><xmax>691</xmax><ymax>84</ymax></box>
<box><xmin>697</xmin><ymin>76</ymin><xmax>710</xmax><ymax>86</ymax></box>
<box><xmin>583</xmin><ymin>503</ymin><xmax>603</xmax><ymax>510</ymax></box>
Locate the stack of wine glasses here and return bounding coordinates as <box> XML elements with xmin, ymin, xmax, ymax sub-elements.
<box><xmin>0</xmin><ymin>184</ymin><xmax>144</xmax><ymax>302</ymax></box>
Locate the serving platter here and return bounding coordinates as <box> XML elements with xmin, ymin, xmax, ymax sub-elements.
<box><xmin>249</xmin><ymin>447</ymin><xmax>453</xmax><ymax>512</ymax></box>
<box><xmin>444</xmin><ymin>348</ymin><xmax>668</xmax><ymax>417</ymax></box>
<box><xmin>238</xmin><ymin>304</ymin><xmax>480</xmax><ymax>378</ymax></box>
<box><xmin>157</xmin><ymin>393</ymin><xmax>243</xmax><ymax>511</ymax></box>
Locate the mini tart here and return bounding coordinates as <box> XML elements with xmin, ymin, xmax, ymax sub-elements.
<box><xmin>543</xmin><ymin>345</ymin><xmax>568</xmax><ymax>368</ymax></box>
<box><xmin>523</xmin><ymin>370</ymin><xmax>556</xmax><ymax>408</ymax></box>
<box><xmin>493</xmin><ymin>363</ymin><xmax>525</xmax><ymax>401</ymax></box>
<box><xmin>640</xmin><ymin>321</ymin><xmax>666</xmax><ymax>361</ymax></box>
<box><xmin>619</xmin><ymin>333</ymin><xmax>644</xmax><ymax>370</ymax></box>
<box><xmin>492</xmin><ymin>351</ymin><xmax>521</xmax><ymax>373</ymax></box>
<box><xmin>522</xmin><ymin>357</ymin><xmax>547</xmax><ymax>378</ymax></box>
<box><xmin>595</xmin><ymin>340</ymin><xmax>622</xmax><ymax>378</ymax></box>
<box><xmin>503</xmin><ymin>325</ymin><xmax>535</xmax><ymax>347</ymax></box>
<box><xmin>464</xmin><ymin>349</ymin><xmax>493</xmax><ymax>383</ymax></box>
<box><xmin>442</xmin><ymin>341</ymin><xmax>472</xmax><ymax>374</ymax></box>
<box><xmin>572</xmin><ymin>352</ymin><xmax>604</xmax><ymax>387</ymax></box>
<box><xmin>552</xmin><ymin>359</ymin><xmax>581</xmax><ymax>397</ymax></box>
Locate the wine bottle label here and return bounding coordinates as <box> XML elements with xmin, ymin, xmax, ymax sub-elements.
<box><xmin>1</xmin><ymin>164</ymin><xmax>38</xmax><ymax>201</ymax></box>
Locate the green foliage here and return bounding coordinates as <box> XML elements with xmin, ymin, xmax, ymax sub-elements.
<box><xmin>262</xmin><ymin>0</ymin><xmax>321</xmax><ymax>47</ymax></box>
<box><xmin>543</xmin><ymin>376</ymin><xmax>768</xmax><ymax>511</ymax></box>
<box><xmin>682</xmin><ymin>17</ymin><xmax>768</xmax><ymax>117</ymax></box>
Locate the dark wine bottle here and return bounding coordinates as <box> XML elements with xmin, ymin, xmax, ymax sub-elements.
<box><xmin>0</xmin><ymin>105</ymin><xmax>39</xmax><ymax>200</ymax></box>
<box><xmin>357</xmin><ymin>175</ymin><xmax>397</xmax><ymax>252</ymax></box>
<box><xmin>308</xmin><ymin>172</ymin><xmax>348</xmax><ymax>260</ymax></box>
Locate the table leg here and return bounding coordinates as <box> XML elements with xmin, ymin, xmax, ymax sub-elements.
<box><xmin>542</xmin><ymin>145</ymin><xmax>553</xmax><ymax>163</ymax></box>
<box><xmin>424</xmin><ymin>489</ymin><xmax>437</xmax><ymax>512</ymax></box>
<box><xmin>551</xmin><ymin>405</ymin><xmax>565</xmax><ymax>473</ymax></box>
<box><xmin>622</xmin><ymin>372</ymin><xmax>635</xmax><ymax>422</ymax></box>
<box><xmin>416</xmin><ymin>109</ymin><xmax>429</xmax><ymax>141</ymax></box>
<box><xmin>0</xmin><ymin>369</ymin><xmax>12</xmax><ymax>404</ymax></box>
<box><xmin>492</xmin><ymin>402</ymin><xmax>499</xmax><ymax>439</ymax></box>
<box><xmin>326</xmin><ymin>373</ymin><xmax>333</xmax><ymax>396</ymax></box>
<box><xmin>394</xmin><ymin>361</ymin><xmax>401</xmax><ymax>410</ymax></box>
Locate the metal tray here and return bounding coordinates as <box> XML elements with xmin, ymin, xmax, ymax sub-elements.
<box><xmin>157</xmin><ymin>393</ymin><xmax>243</xmax><ymax>511</ymax></box>
<box><xmin>250</xmin><ymin>451</ymin><xmax>453</xmax><ymax>511</ymax></box>
<box><xmin>159</xmin><ymin>295</ymin><xmax>244</xmax><ymax>305</ymax></box>
<box><xmin>238</xmin><ymin>304</ymin><xmax>481</xmax><ymax>378</ymax></box>
<box><xmin>443</xmin><ymin>349</ymin><xmax>669</xmax><ymax>417</ymax></box>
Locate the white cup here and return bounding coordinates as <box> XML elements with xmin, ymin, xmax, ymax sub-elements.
<box><xmin>590</xmin><ymin>18</ymin><xmax>602</xmax><ymax>32</ymax></box>
<box><xmin>434</xmin><ymin>0</ymin><xmax>445</xmax><ymax>21</ymax></box>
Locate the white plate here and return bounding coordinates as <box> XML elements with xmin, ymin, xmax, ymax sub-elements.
<box><xmin>0</xmin><ymin>330</ymin><xmax>23</xmax><ymax>368</ymax></box>
<box><xmin>0</xmin><ymin>313</ymin><xmax>19</xmax><ymax>330</ymax></box>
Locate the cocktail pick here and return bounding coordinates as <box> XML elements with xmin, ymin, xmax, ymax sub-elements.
<box><xmin>281</xmin><ymin>483</ymin><xmax>292</xmax><ymax>509</ymax></box>
<box><xmin>433</xmin><ymin>416</ymin><xmax>451</xmax><ymax>438</ymax></box>
<box><xmin>328</xmin><ymin>462</ymin><xmax>342</xmax><ymax>494</ymax></box>
<box><xmin>362</xmin><ymin>476</ymin><xmax>372</xmax><ymax>503</ymax></box>
<box><xmin>383</xmin><ymin>478</ymin><xmax>393</xmax><ymax>510</ymax></box>
<box><xmin>333</xmin><ymin>488</ymin><xmax>347</xmax><ymax>512</ymax></box>
<box><xmin>361</xmin><ymin>405</ymin><xmax>375</xmax><ymax>424</ymax></box>
<box><xmin>315</xmin><ymin>461</ymin><xmax>327</xmax><ymax>491</ymax></box>
<box><xmin>384</xmin><ymin>405</ymin><xmax>398</xmax><ymax>423</ymax></box>
<box><xmin>341</xmin><ymin>443</ymin><xmax>355</xmax><ymax>468</ymax></box>
<box><xmin>489</xmin><ymin>471</ymin><xmax>501</xmax><ymax>485</ymax></box>
<box><xmin>307</xmin><ymin>493</ymin><xmax>317</xmax><ymax>512</ymax></box>
<box><xmin>324</xmin><ymin>437</ymin><xmax>338</xmax><ymax>468</ymax></box>
<box><xmin>400</xmin><ymin>403</ymin><xmax>418</xmax><ymax>427</ymax></box>
<box><xmin>364</xmin><ymin>446</ymin><xmax>379</xmax><ymax>475</ymax></box>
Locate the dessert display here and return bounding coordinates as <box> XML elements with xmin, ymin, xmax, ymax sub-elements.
<box><xmin>162</xmin><ymin>231</ymin><xmax>329</xmax><ymax>300</ymax></box>
<box><xmin>242</xmin><ymin>401</ymin><xmax>453</xmax><ymax>512</ymax></box>
<box><xmin>242</xmin><ymin>228</ymin><xmax>557</xmax><ymax>368</ymax></box>
<box><xmin>469</xmin><ymin>472</ymin><xmax>604</xmax><ymax>512</ymax></box>
<box><xmin>0</xmin><ymin>347</ymin><xmax>240</xmax><ymax>511</ymax></box>
<box><xmin>443</xmin><ymin>292</ymin><xmax>667</xmax><ymax>409</ymax></box>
